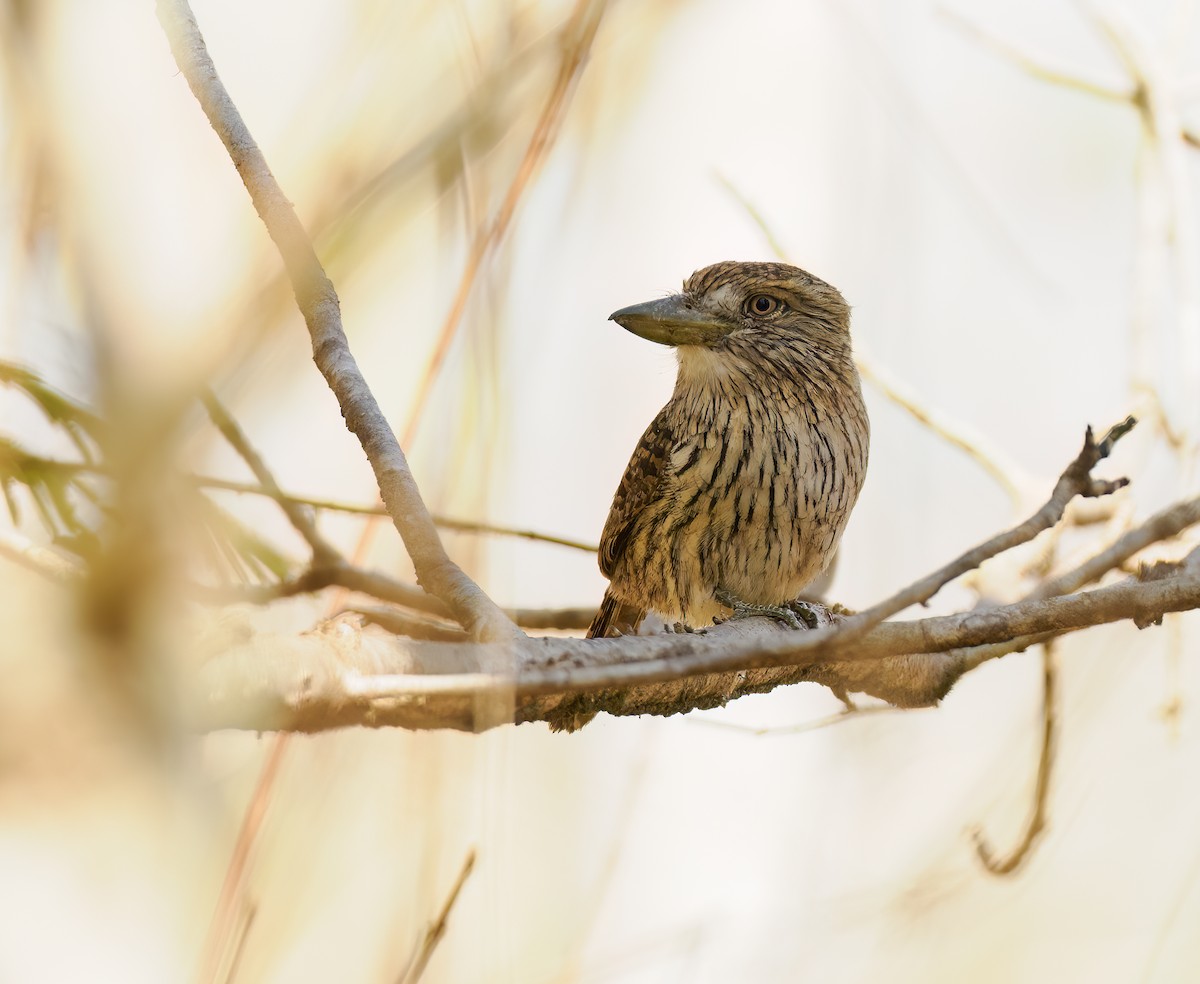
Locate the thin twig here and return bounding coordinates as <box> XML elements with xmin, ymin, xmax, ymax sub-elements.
<box><xmin>687</xmin><ymin>702</ymin><xmax>907</xmax><ymax>737</ymax></box>
<box><xmin>854</xmin><ymin>346</ymin><xmax>1027</xmax><ymax>511</ymax></box>
<box><xmin>0</xmin><ymin>529</ymin><xmax>77</xmax><ymax>581</ymax></box>
<box><xmin>195</xmin><ymin>561</ymin><xmax>597</xmax><ymax>631</ymax></box>
<box><xmin>717</xmin><ymin>177</ymin><xmax>1028</xmax><ymax>511</ymax></box>
<box><xmin>972</xmin><ymin>642</ymin><xmax>1058</xmax><ymax>874</ymax></box>
<box><xmin>156</xmin><ymin>0</ymin><xmax>515</xmax><ymax>643</ymax></box>
<box><xmin>1029</xmin><ymin>494</ymin><xmax>1200</xmax><ymax>600</ymax></box>
<box><xmin>217</xmin><ymin>900</ymin><xmax>257</xmax><ymax>984</ymax></box>
<box><xmin>200</xmin><ymin>476</ymin><xmax>597</xmax><ymax>552</ymax></box>
<box><xmin>196</xmin><ymin>736</ymin><xmax>290</xmax><ymax>984</ymax></box>
<box><xmin>940</xmin><ymin>7</ymin><xmax>1132</xmax><ymax>101</ymax></box>
<box><xmin>0</xmin><ymin>454</ymin><xmax>598</xmax><ymax>553</ymax></box>
<box><xmin>396</xmin><ymin>849</ymin><xmax>477</xmax><ymax>984</ymax></box>
<box><xmin>202</xmin><ymin>391</ymin><xmax>338</xmax><ymax>563</ymax></box>
<box><xmin>839</xmin><ymin>418</ymin><xmax>1136</xmax><ymax>635</ymax></box>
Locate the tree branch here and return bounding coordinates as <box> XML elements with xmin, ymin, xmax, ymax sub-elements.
<box><xmin>193</xmin><ymin>566</ymin><xmax>1200</xmax><ymax>733</ymax></box>
<box><xmin>836</xmin><ymin>418</ymin><xmax>1136</xmax><ymax>636</ymax></box>
<box><xmin>972</xmin><ymin>642</ymin><xmax>1057</xmax><ymax>875</ymax></box>
<box><xmin>202</xmin><ymin>390</ymin><xmax>338</xmax><ymax>563</ymax></box>
<box><xmin>156</xmin><ymin>0</ymin><xmax>516</xmax><ymax>642</ymax></box>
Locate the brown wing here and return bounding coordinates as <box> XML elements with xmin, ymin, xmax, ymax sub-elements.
<box><xmin>598</xmin><ymin>407</ymin><xmax>677</xmax><ymax>578</ymax></box>
<box><xmin>587</xmin><ymin>408</ymin><xmax>681</xmax><ymax>639</ymax></box>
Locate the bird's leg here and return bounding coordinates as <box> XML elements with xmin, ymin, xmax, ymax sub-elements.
<box><xmin>714</xmin><ymin>588</ymin><xmax>806</xmax><ymax>630</ymax></box>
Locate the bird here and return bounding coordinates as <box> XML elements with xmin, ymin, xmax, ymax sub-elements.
<box><xmin>586</xmin><ymin>260</ymin><xmax>869</xmax><ymax>639</ymax></box>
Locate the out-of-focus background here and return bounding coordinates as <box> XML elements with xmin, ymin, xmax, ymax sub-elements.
<box><xmin>2</xmin><ymin>0</ymin><xmax>1200</xmax><ymax>981</ymax></box>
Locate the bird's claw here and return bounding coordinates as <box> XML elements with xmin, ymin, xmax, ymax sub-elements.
<box><xmin>784</xmin><ymin>599</ymin><xmax>826</xmax><ymax>630</ymax></box>
<box><xmin>715</xmin><ymin>589</ymin><xmax>807</xmax><ymax>630</ymax></box>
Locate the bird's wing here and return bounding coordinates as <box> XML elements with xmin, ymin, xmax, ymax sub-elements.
<box><xmin>598</xmin><ymin>407</ymin><xmax>677</xmax><ymax>578</ymax></box>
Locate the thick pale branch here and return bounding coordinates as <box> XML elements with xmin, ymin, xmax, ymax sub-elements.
<box><xmin>194</xmin><ymin>568</ymin><xmax>1200</xmax><ymax>733</ymax></box>
<box><xmin>156</xmin><ymin>0</ymin><xmax>515</xmax><ymax>642</ymax></box>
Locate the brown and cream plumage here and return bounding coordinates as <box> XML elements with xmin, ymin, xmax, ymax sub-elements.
<box><xmin>587</xmin><ymin>260</ymin><xmax>869</xmax><ymax>638</ymax></box>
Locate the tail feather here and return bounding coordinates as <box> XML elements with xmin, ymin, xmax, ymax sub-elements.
<box><xmin>586</xmin><ymin>589</ymin><xmax>646</xmax><ymax>639</ymax></box>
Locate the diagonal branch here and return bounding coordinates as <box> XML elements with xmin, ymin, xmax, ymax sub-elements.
<box><xmin>838</xmin><ymin>418</ymin><xmax>1137</xmax><ymax>636</ymax></box>
<box><xmin>156</xmin><ymin>0</ymin><xmax>516</xmax><ymax>642</ymax></box>
<box><xmin>202</xmin><ymin>390</ymin><xmax>338</xmax><ymax>564</ymax></box>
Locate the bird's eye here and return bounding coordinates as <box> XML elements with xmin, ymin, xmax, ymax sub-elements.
<box><xmin>746</xmin><ymin>294</ymin><xmax>783</xmax><ymax>317</ymax></box>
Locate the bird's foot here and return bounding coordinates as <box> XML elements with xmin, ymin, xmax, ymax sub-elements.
<box><xmin>783</xmin><ymin>599</ymin><xmax>832</xmax><ymax>630</ymax></box>
<box><xmin>715</xmin><ymin>589</ymin><xmax>806</xmax><ymax>630</ymax></box>
<box><xmin>665</xmin><ymin>621</ymin><xmax>701</xmax><ymax>635</ymax></box>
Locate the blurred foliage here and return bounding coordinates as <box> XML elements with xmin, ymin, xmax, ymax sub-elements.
<box><xmin>0</xmin><ymin>360</ymin><xmax>290</xmax><ymax>581</ymax></box>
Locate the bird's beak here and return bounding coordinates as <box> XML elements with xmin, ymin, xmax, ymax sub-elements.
<box><xmin>609</xmin><ymin>295</ymin><xmax>730</xmax><ymax>347</ymax></box>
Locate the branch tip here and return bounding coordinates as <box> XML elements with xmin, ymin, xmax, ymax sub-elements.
<box><xmin>1095</xmin><ymin>415</ymin><xmax>1138</xmax><ymax>457</ymax></box>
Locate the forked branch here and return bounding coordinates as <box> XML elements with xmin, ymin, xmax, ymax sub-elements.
<box><xmin>156</xmin><ymin>0</ymin><xmax>516</xmax><ymax>642</ymax></box>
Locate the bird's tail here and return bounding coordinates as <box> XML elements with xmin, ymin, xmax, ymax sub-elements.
<box><xmin>586</xmin><ymin>589</ymin><xmax>646</xmax><ymax>639</ymax></box>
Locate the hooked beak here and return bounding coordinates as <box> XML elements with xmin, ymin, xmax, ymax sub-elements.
<box><xmin>609</xmin><ymin>295</ymin><xmax>731</xmax><ymax>347</ymax></box>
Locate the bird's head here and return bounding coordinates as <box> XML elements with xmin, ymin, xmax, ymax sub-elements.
<box><xmin>609</xmin><ymin>261</ymin><xmax>851</xmax><ymax>355</ymax></box>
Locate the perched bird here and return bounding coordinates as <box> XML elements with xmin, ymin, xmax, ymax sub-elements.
<box><xmin>587</xmin><ymin>260</ymin><xmax>869</xmax><ymax>639</ymax></box>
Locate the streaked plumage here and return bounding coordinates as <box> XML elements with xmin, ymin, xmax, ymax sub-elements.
<box><xmin>587</xmin><ymin>260</ymin><xmax>869</xmax><ymax>638</ymax></box>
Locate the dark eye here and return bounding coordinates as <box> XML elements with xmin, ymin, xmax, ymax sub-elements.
<box><xmin>745</xmin><ymin>294</ymin><xmax>783</xmax><ymax>317</ymax></box>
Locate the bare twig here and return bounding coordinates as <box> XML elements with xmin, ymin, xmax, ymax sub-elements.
<box><xmin>202</xmin><ymin>391</ymin><xmax>338</xmax><ymax>563</ymax></box>
<box><xmin>396</xmin><ymin>849</ymin><xmax>477</xmax><ymax>984</ymax></box>
<box><xmin>839</xmin><ymin>418</ymin><xmax>1136</xmax><ymax>635</ymax></box>
<box><xmin>156</xmin><ymin>0</ymin><xmax>515</xmax><ymax>642</ymax></box>
<box><xmin>853</xmin><ymin>347</ymin><xmax>1028</xmax><ymax>511</ymax></box>
<box><xmin>941</xmin><ymin>7</ymin><xmax>1132</xmax><ymax>102</ymax></box>
<box><xmin>718</xmin><ymin>178</ymin><xmax>1029</xmax><ymax>510</ymax></box>
<box><xmin>196</xmin><ymin>561</ymin><xmax>596</xmax><ymax>631</ymax></box>
<box><xmin>201</xmin><ymin>476</ymin><xmax>597</xmax><ymax>551</ymax></box>
<box><xmin>1029</xmin><ymin>494</ymin><xmax>1200</xmax><ymax>600</ymax></box>
<box><xmin>972</xmin><ymin>642</ymin><xmax>1058</xmax><ymax>875</ymax></box>
<box><xmin>0</xmin><ymin>452</ymin><xmax>598</xmax><ymax>553</ymax></box>
<box><xmin>196</xmin><ymin>736</ymin><xmax>290</xmax><ymax>984</ymax></box>
<box><xmin>687</xmin><ymin>702</ymin><xmax>907</xmax><ymax>737</ymax></box>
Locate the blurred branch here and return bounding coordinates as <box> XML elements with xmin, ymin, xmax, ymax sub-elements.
<box><xmin>395</xmin><ymin>849</ymin><xmax>477</xmax><ymax>984</ymax></box>
<box><xmin>717</xmin><ymin>182</ymin><xmax>1029</xmax><ymax>510</ymax></box>
<box><xmin>156</xmin><ymin>0</ymin><xmax>516</xmax><ymax>642</ymax></box>
<box><xmin>197</xmin><ymin>736</ymin><xmax>290</xmax><ymax>984</ymax></box>
<box><xmin>202</xmin><ymin>391</ymin><xmax>338</xmax><ymax>564</ymax></box>
<box><xmin>202</xmin><ymin>476</ymin><xmax>598</xmax><ymax>552</ymax></box>
<box><xmin>941</xmin><ymin>7</ymin><xmax>1132</xmax><ymax>101</ymax></box>
<box><xmin>972</xmin><ymin>642</ymin><xmax>1058</xmax><ymax>875</ymax></box>
<box><xmin>198</xmin><ymin>560</ymin><xmax>595</xmax><ymax>631</ymax></box>
<box><xmin>948</xmin><ymin>3</ymin><xmax>1200</xmax><ymax>460</ymax></box>
<box><xmin>853</xmin><ymin>347</ymin><xmax>1028</xmax><ymax>510</ymax></box>
<box><xmin>0</xmin><ymin>446</ymin><xmax>597</xmax><ymax>554</ymax></box>
<box><xmin>400</xmin><ymin>0</ymin><xmax>606</xmax><ymax>448</ymax></box>
<box><xmin>687</xmin><ymin>702</ymin><xmax>907</xmax><ymax>737</ymax></box>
